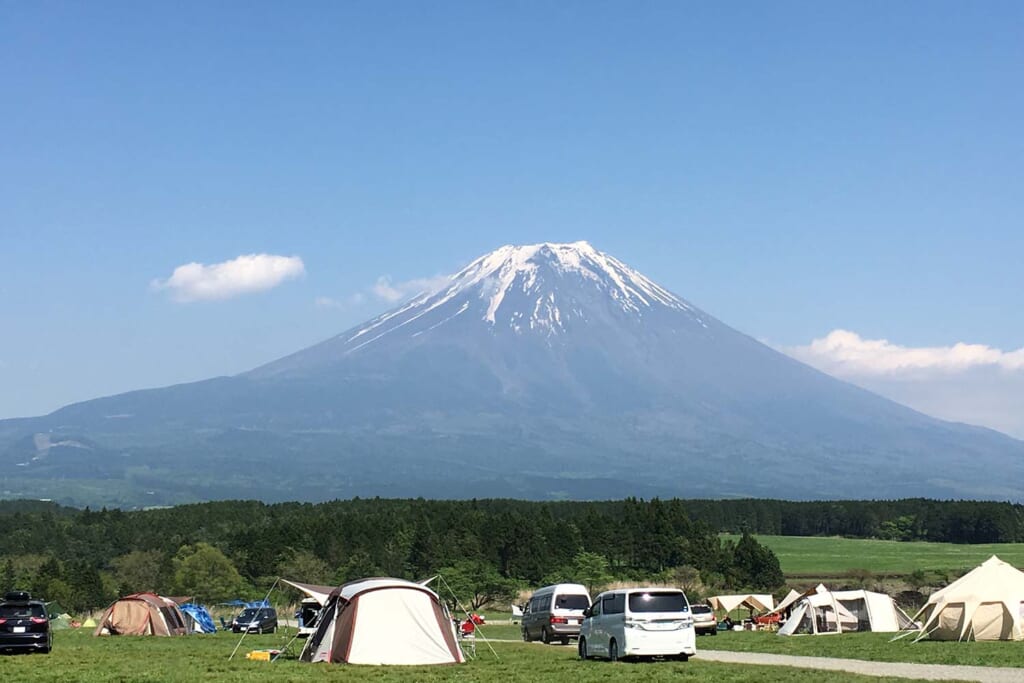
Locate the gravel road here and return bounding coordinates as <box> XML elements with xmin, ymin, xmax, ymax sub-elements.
<box><xmin>698</xmin><ymin>649</ymin><xmax>1023</xmax><ymax>683</ymax></box>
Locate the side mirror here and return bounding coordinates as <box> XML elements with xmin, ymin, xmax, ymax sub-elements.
<box><xmin>582</xmin><ymin>607</ymin><xmax>592</xmax><ymax>618</ymax></box>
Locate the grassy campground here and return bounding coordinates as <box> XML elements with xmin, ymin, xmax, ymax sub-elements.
<box><xmin>0</xmin><ymin>628</ymin><xmax>974</xmax><ymax>683</ymax></box>
<box><xmin>721</xmin><ymin>534</ymin><xmax>1024</xmax><ymax>576</ymax></box>
<box><xmin>700</xmin><ymin>629</ymin><xmax>1024</xmax><ymax>668</ymax></box>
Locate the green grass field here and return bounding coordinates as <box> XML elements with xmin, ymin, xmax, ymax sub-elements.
<box><xmin>700</xmin><ymin>629</ymin><xmax>1024</xmax><ymax>668</ymax></box>
<box><xmin>721</xmin><ymin>534</ymin><xmax>1024</xmax><ymax>576</ymax></box>
<box><xmin>0</xmin><ymin>628</ymin><xmax>979</xmax><ymax>683</ymax></box>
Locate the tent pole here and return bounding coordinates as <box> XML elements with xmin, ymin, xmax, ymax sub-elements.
<box><xmin>228</xmin><ymin>577</ymin><xmax>281</xmax><ymax>661</ymax></box>
<box><xmin>436</xmin><ymin>573</ymin><xmax>500</xmax><ymax>661</ymax></box>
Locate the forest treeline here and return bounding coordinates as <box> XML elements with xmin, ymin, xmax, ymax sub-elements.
<box><xmin>0</xmin><ymin>497</ymin><xmax>781</xmax><ymax>613</ymax></box>
<box><xmin>1</xmin><ymin>496</ymin><xmax>1019</xmax><ymax>613</ymax></box>
<box><xmin>681</xmin><ymin>498</ymin><xmax>1024</xmax><ymax>543</ymax></box>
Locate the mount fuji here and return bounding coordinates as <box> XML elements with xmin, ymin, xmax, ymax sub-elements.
<box><xmin>3</xmin><ymin>241</ymin><xmax>1023</xmax><ymax>506</ymax></box>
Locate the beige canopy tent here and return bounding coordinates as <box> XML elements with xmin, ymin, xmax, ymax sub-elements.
<box><xmin>779</xmin><ymin>585</ymin><xmax>914</xmax><ymax>636</ymax></box>
<box><xmin>708</xmin><ymin>594</ymin><xmax>775</xmax><ymax>613</ymax></box>
<box><xmin>93</xmin><ymin>593</ymin><xmax>189</xmax><ymax>636</ymax></box>
<box><xmin>281</xmin><ymin>579</ymin><xmax>336</xmax><ymax>606</ymax></box>
<box><xmin>769</xmin><ymin>589</ymin><xmax>804</xmax><ymax>617</ymax></box>
<box><xmin>300</xmin><ymin>578</ymin><xmax>464</xmax><ymax>665</ymax></box>
<box><xmin>909</xmin><ymin>555</ymin><xmax>1024</xmax><ymax>641</ymax></box>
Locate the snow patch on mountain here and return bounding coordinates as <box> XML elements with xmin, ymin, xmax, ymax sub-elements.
<box><xmin>340</xmin><ymin>241</ymin><xmax>705</xmax><ymax>352</ymax></box>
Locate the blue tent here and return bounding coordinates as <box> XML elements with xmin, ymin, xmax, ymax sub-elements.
<box><xmin>180</xmin><ymin>603</ymin><xmax>217</xmax><ymax>634</ymax></box>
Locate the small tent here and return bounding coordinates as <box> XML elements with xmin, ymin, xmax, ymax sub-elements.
<box><xmin>779</xmin><ymin>586</ymin><xmax>914</xmax><ymax>636</ymax></box>
<box><xmin>910</xmin><ymin>555</ymin><xmax>1024</xmax><ymax>641</ymax></box>
<box><xmin>300</xmin><ymin>578</ymin><xmax>464</xmax><ymax>665</ymax></box>
<box><xmin>93</xmin><ymin>593</ymin><xmax>189</xmax><ymax>636</ymax></box>
<box><xmin>179</xmin><ymin>603</ymin><xmax>217</xmax><ymax>633</ymax></box>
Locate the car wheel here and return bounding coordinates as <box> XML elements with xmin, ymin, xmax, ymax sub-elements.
<box><xmin>578</xmin><ymin>636</ymin><xmax>588</xmax><ymax>660</ymax></box>
<box><xmin>608</xmin><ymin>638</ymin><xmax>618</xmax><ymax>662</ymax></box>
<box><xmin>710</xmin><ymin>629</ymin><xmax>717</xmax><ymax>636</ymax></box>
<box><xmin>676</xmin><ymin>653</ymin><xmax>689</xmax><ymax>662</ymax></box>
<box><xmin>541</xmin><ymin>627</ymin><xmax>551</xmax><ymax>644</ymax></box>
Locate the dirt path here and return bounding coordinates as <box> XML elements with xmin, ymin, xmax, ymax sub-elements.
<box><xmin>698</xmin><ymin>649</ymin><xmax>1023</xmax><ymax>683</ymax></box>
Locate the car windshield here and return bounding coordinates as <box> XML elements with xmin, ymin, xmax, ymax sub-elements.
<box><xmin>691</xmin><ymin>605</ymin><xmax>712</xmax><ymax>614</ymax></box>
<box><xmin>627</xmin><ymin>592</ymin><xmax>687</xmax><ymax>613</ymax></box>
<box><xmin>238</xmin><ymin>608</ymin><xmax>271</xmax><ymax>620</ymax></box>
<box><xmin>555</xmin><ymin>594</ymin><xmax>590</xmax><ymax>610</ymax></box>
<box><xmin>0</xmin><ymin>604</ymin><xmax>45</xmax><ymax>619</ymax></box>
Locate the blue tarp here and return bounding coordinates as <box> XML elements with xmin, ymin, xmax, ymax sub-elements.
<box><xmin>219</xmin><ymin>599</ymin><xmax>270</xmax><ymax>609</ymax></box>
<box><xmin>180</xmin><ymin>603</ymin><xmax>217</xmax><ymax>633</ymax></box>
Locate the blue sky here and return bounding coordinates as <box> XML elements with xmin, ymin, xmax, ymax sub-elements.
<box><xmin>2</xmin><ymin>1</ymin><xmax>1022</xmax><ymax>433</ymax></box>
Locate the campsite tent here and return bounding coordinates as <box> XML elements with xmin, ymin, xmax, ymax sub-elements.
<box><xmin>910</xmin><ymin>555</ymin><xmax>1024</xmax><ymax>641</ymax></box>
<box><xmin>300</xmin><ymin>578</ymin><xmax>464</xmax><ymax>665</ymax></box>
<box><xmin>708</xmin><ymin>594</ymin><xmax>775</xmax><ymax>613</ymax></box>
<box><xmin>778</xmin><ymin>585</ymin><xmax>914</xmax><ymax>636</ymax></box>
<box><xmin>93</xmin><ymin>593</ymin><xmax>189</xmax><ymax>636</ymax></box>
<box><xmin>179</xmin><ymin>603</ymin><xmax>217</xmax><ymax>634</ymax></box>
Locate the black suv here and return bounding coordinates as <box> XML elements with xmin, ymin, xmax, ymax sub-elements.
<box><xmin>0</xmin><ymin>591</ymin><xmax>51</xmax><ymax>654</ymax></box>
<box><xmin>231</xmin><ymin>607</ymin><xmax>278</xmax><ymax>634</ymax></box>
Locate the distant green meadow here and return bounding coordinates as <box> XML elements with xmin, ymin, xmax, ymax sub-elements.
<box><xmin>721</xmin><ymin>534</ymin><xmax>1024</xmax><ymax>576</ymax></box>
<box><xmin>0</xmin><ymin>628</ymin><xmax>982</xmax><ymax>683</ymax></box>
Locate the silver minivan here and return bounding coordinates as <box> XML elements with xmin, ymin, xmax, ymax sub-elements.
<box><xmin>521</xmin><ymin>583</ymin><xmax>592</xmax><ymax>644</ymax></box>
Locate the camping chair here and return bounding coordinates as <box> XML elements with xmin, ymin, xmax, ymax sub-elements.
<box><xmin>510</xmin><ymin>604</ymin><xmax>523</xmax><ymax>624</ymax></box>
<box><xmin>458</xmin><ymin>619</ymin><xmax>477</xmax><ymax>659</ymax></box>
<box><xmin>220</xmin><ymin>617</ymin><xmax>230</xmax><ymax>630</ymax></box>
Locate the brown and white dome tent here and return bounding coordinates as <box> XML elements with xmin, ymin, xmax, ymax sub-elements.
<box><xmin>908</xmin><ymin>555</ymin><xmax>1024</xmax><ymax>641</ymax></box>
<box><xmin>93</xmin><ymin>592</ymin><xmax>189</xmax><ymax>636</ymax></box>
<box><xmin>299</xmin><ymin>577</ymin><xmax>464</xmax><ymax>665</ymax></box>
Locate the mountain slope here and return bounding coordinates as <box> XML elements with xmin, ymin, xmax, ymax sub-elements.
<box><xmin>2</xmin><ymin>241</ymin><xmax>1022</xmax><ymax>506</ymax></box>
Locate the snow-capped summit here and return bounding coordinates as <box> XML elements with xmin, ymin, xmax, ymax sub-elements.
<box><xmin>325</xmin><ymin>241</ymin><xmax>707</xmax><ymax>356</ymax></box>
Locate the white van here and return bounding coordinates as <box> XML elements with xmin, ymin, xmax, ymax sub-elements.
<box><xmin>578</xmin><ymin>587</ymin><xmax>696</xmax><ymax>661</ymax></box>
<box><xmin>521</xmin><ymin>583</ymin><xmax>592</xmax><ymax>644</ymax></box>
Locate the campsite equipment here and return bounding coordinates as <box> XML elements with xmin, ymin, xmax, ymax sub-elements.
<box><xmin>777</xmin><ymin>585</ymin><xmax>914</xmax><ymax>636</ymax></box>
<box><xmin>300</xmin><ymin>578</ymin><xmax>464</xmax><ymax>665</ymax></box>
<box><xmin>93</xmin><ymin>593</ymin><xmax>189</xmax><ymax>636</ymax></box>
<box><xmin>908</xmin><ymin>555</ymin><xmax>1024</xmax><ymax>641</ymax></box>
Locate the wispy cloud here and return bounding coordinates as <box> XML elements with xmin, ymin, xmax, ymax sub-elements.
<box><xmin>315</xmin><ymin>293</ymin><xmax>365</xmax><ymax>310</ymax></box>
<box><xmin>786</xmin><ymin>329</ymin><xmax>1024</xmax><ymax>376</ymax></box>
<box><xmin>371</xmin><ymin>275</ymin><xmax>450</xmax><ymax>303</ymax></box>
<box><xmin>152</xmin><ymin>254</ymin><xmax>305</xmax><ymax>302</ymax></box>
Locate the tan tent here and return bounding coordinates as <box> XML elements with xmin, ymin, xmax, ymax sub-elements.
<box><xmin>93</xmin><ymin>593</ymin><xmax>189</xmax><ymax>636</ymax></box>
<box><xmin>707</xmin><ymin>593</ymin><xmax>775</xmax><ymax>613</ymax></box>
<box><xmin>911</xmin><ymin>555</ymin><xmax>1024</xmax><ymax>641</ymax></box>
<box><xmin>779</xmin><ymin>585</ymin><xmax>913</xmax><ymax>636</ymax></box>
<box><xmin>300</xmin><ymin>578</ymin><xmax>464</xmax><ymax>665</ymax></box>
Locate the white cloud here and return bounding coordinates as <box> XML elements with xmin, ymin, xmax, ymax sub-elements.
<box><xmin>152</xmin><ymin>254</ymin><xmax>305</xmax><ymax>302</ymax></box>
<box><xmin>371</xmin><ymin>275</ymin><xmax>450</xmax><ymax>303</ymax></box>
<box><xmin>315</xmin><ymin>293</ymin><xmax>365</xmax><ymax>310</ymax></box>
<box><xmin>786</xmin><ymin>329</ymin><xmax>1024</xmax><ymax>376</ymax></box>
<box><xmin>784</xmin><ymin>329</ymin><xmax>1024</xmax><ymax>438</ymax></box>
